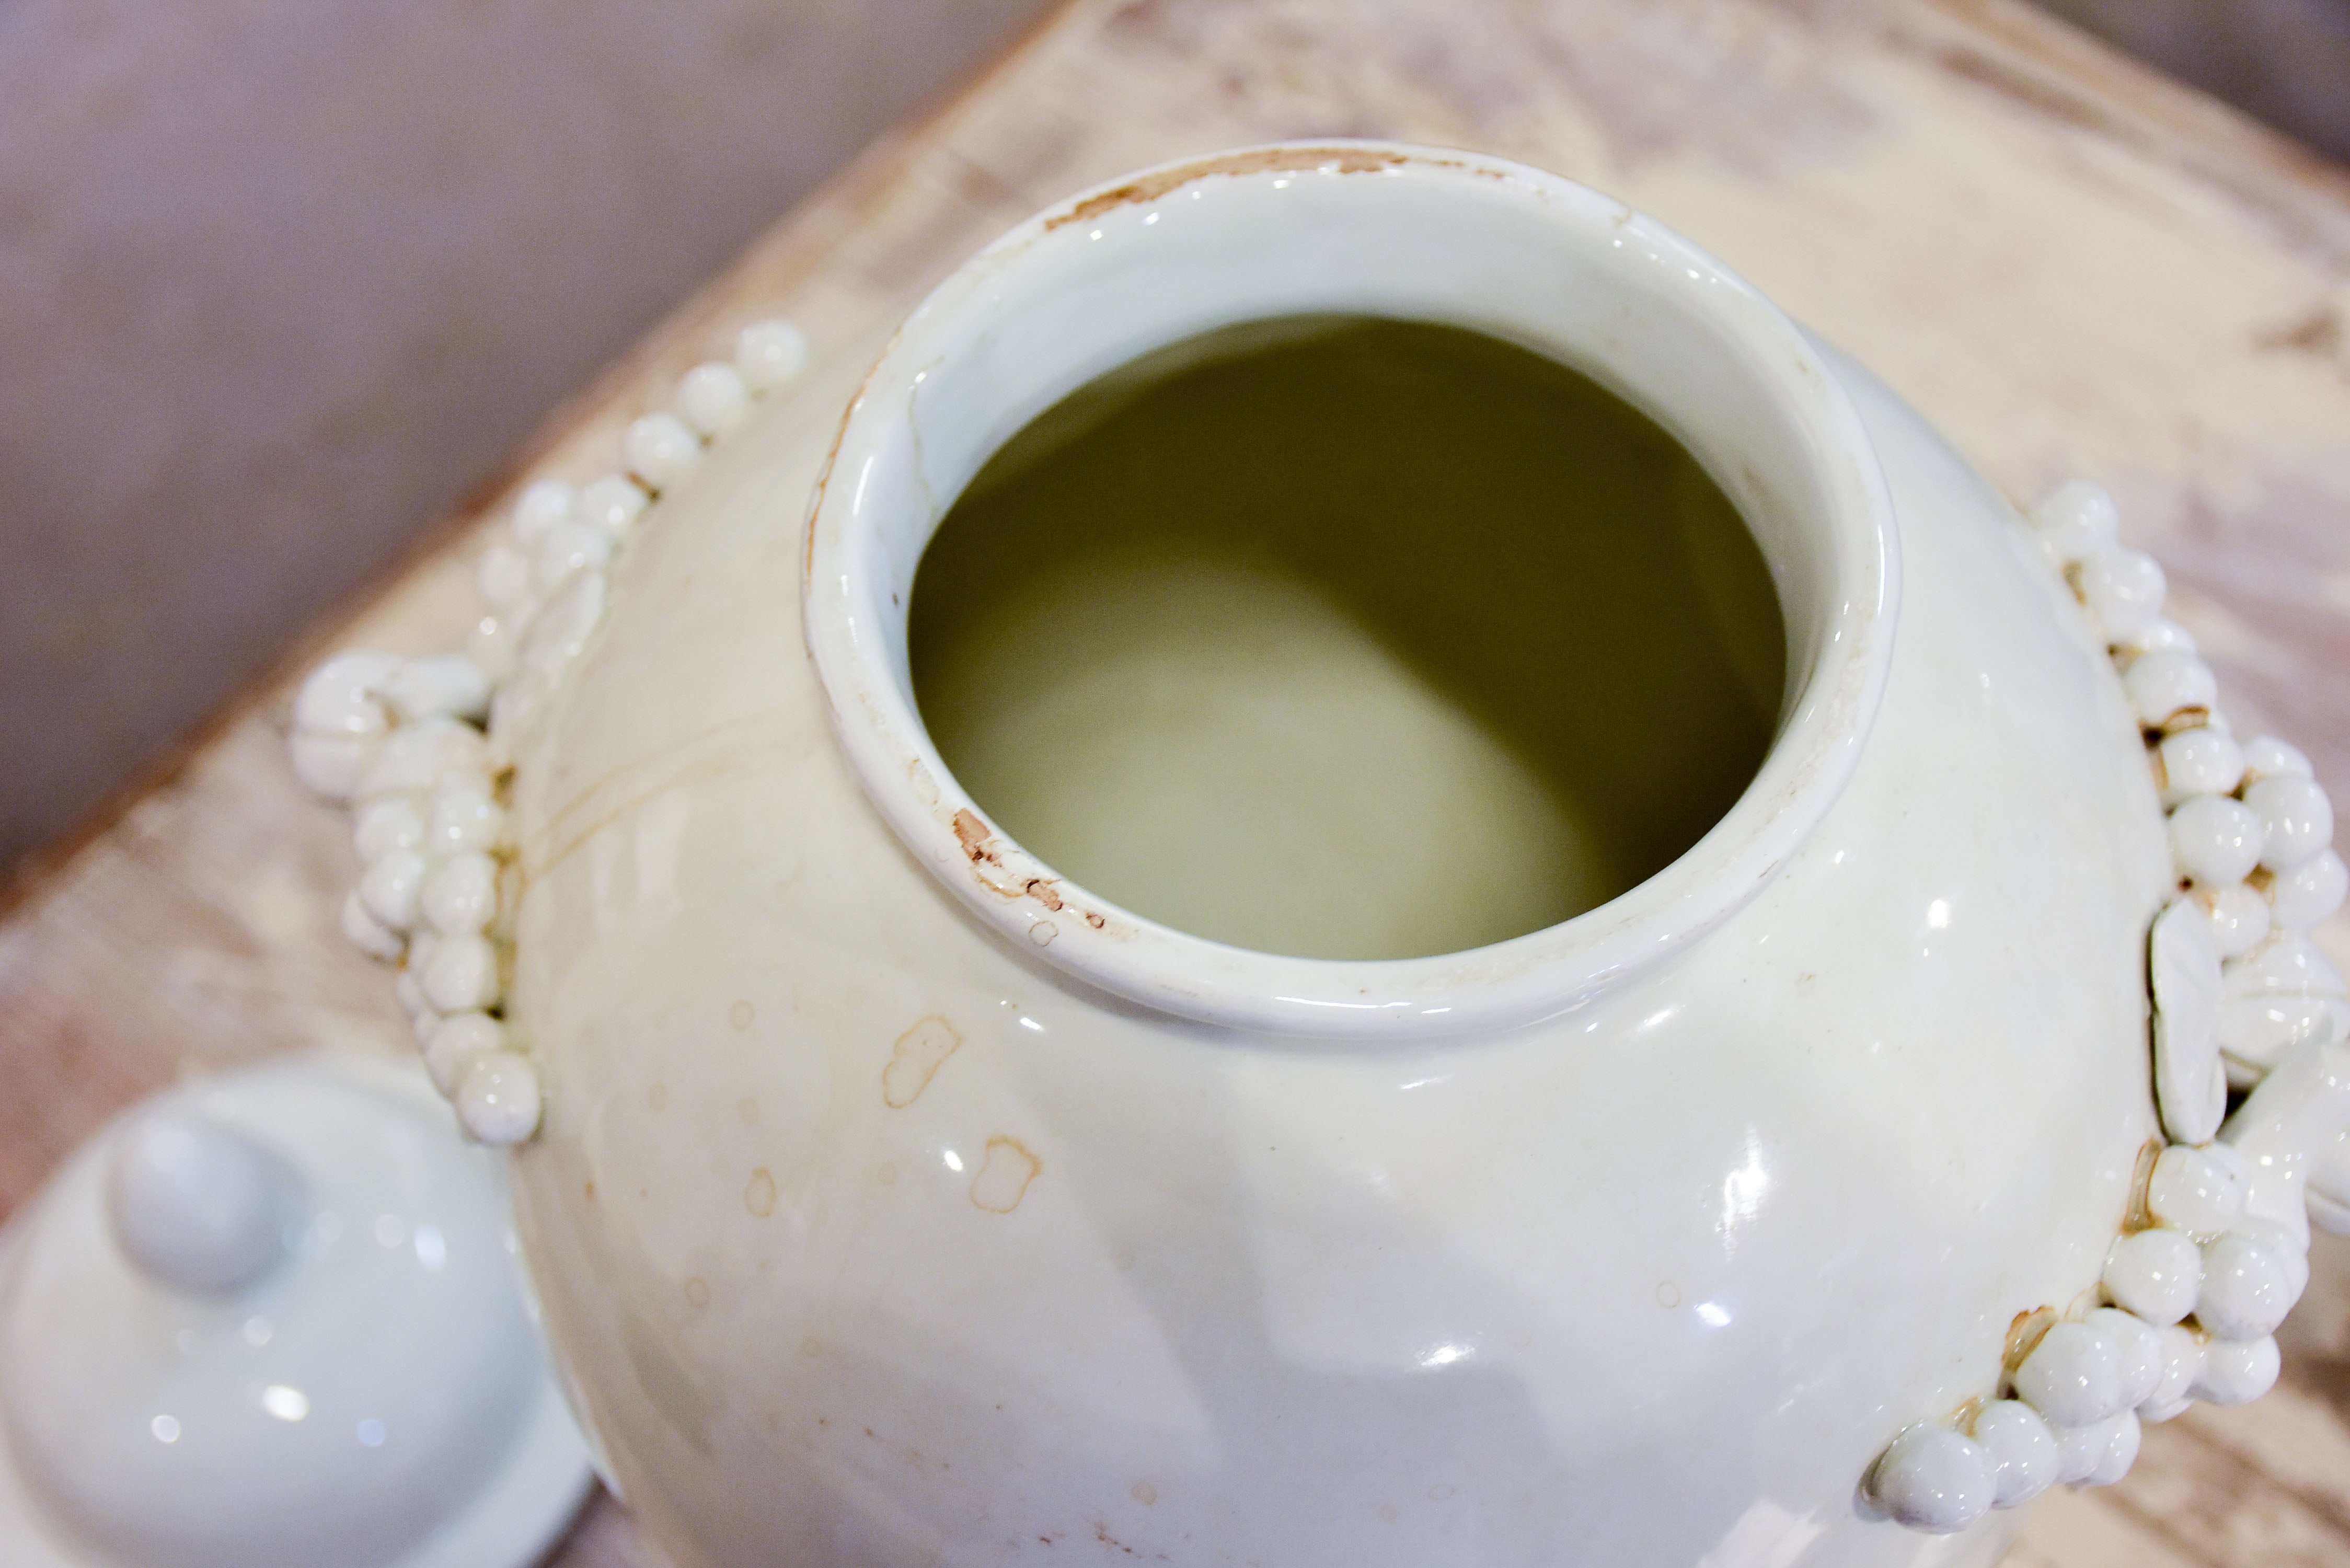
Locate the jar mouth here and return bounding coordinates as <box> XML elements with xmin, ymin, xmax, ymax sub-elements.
<box><xmin>803</xmin><ymin>142</ymin><xmax>1897</xmax><ymax>1037</ymax></box>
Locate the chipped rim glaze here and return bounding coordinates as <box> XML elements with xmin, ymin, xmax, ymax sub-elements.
<box><xmin>802</xmin><ymin>141</ymin><xmax>1898</xmax><ymax>1037</ymax></box>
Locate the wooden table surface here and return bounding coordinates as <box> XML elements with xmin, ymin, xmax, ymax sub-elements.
<box><xmin>5</xmin><ymin>1</ymin><xmax>2348</xmax><ymax>1563</ymax></box>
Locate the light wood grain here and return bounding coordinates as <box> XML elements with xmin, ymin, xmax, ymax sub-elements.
<box><xmin>5</xmin><ymin>1</ymin><xmax>2348</xmax><ymax>1563</ymax></box>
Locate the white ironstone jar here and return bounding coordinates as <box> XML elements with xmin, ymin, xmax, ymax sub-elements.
<box><xmin>307</xmin><ymin>146</ymin><xmax>2346</xmax><ymax>1566</ymax></box>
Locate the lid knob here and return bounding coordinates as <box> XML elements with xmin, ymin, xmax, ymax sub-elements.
<box><xmin>103</xmin><ymin>1112</ymin><xmax>301</xmax><ymax>1296</ymax></box>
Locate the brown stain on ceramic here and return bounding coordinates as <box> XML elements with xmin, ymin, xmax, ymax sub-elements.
<box><xmin>805</xmin><ymin>327</ymin><xmax>901</xmax><ymax>580</ymax></box>
<box><xmin>947</xmin><ymin>808</ymin><xmax>1116</xmax><ymax>931</ymax></box>
<box><xmin>729</xmin><ymin>999</ymin><xmax>755</xmax><ymax>1030</ymax></box>
<box><xmin>1043</xmin><ymin>147</ymin><xmax>1409</xmax><ymax>232</ymax></box>
<box><xmin>953</xmin><ymin>808</ymin><xmax>1004</xmax><ymax>869</ymax></box>
<box><xmin>883</xmin><ymin>1014</ymin><xmax>962</xmax><ymax>1108</ymax></box>
<box><xmin>1132</xmin><ymin>1481</ymin><xmax>1157</xmax><ymax>1505</ymax></box>
<box><xmin>2123</xmin><ymin>1136</ymin><xmax>2165</xmax><ymax>1232</ymax></box>
<box><xmin>1087</xmin><ymin>1519</ymin><xmax>1153</xmax><ymax>1558</ymax></box>
<box><xmin>744</xmin><ymin>1167</ymin><xmax>778</xmax><ymax>1218</ymax></box>
<box><xmin>2002</xmin><ymin>1305</ymin><xmax>2058</xmax><ymax>1382</ymax></box>
<box><xmin>970</xmin><ymin>1135</ymin><xmax>1042</xmax><ymax>1212</ymax></box>
<box><xmin>684</xmin><ymin>1276</ymin><xmax>712</xmax><ymax>1309</ymax></box>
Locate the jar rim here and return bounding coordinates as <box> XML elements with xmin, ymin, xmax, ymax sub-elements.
<box><xmin>802</xmin><ymin>142</ymin><xmax>1897</xmax><ymax>1037</ymax></box>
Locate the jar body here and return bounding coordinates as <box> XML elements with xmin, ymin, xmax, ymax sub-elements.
<box><xmin>502</xmin><ymin>362</ymin><xmax>2167</xmax><ymax>1567</ymax></box>
<box><xmin>502</xmin><ymin>156</ymin><xmax>2170</xmax><ymax>1567</ymax></box>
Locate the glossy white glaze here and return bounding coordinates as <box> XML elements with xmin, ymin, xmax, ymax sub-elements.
<box><xmin>0</xmin><ymin>1056</ymin><xmax>590</xmax><ymax>1568</ymax></box>
<box><xmin>499</xmin><ymin>149</ymin><xmax>2175</xmax><ymax>1566</ymax></box>
<box><xmin>1967</xmin><ymin>1402</ymin><xmax>2055</xmax><ymax>1509</ymax></box>
<box><xmin>286</xmin><ymin>323</ymin><xmax>814</xmax><ymax>1140</ymax></box>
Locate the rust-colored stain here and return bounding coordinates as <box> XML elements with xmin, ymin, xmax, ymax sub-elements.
<box><xmin>2002</xmin><ymin>1305</ymin><xmax>2057</xmax><ymax>1378</ymax></box>
<box><xmin>744</xmin><ymin>1167</ymin><xmax>777</xmax><ymax>1218</ymax></box>
<box><xmin>1131</xmin><ymin>1481</ymin><xmax>1157</xmax><ymax>1506</ymax></box>
<box><xmin>953</xmin><ymin>808</ymin><xmax>1003</xmax><ymax>868</ymax></box>
<box><xmin>738</xmin><ymin>1097</ymin><xmax>760</xmax><ymax>1126</ymax></box>
<box><xmin>804</xmin><ymin>328</ymin><xmax>901</xmax><ymax>581</ymax></box>
<box><xmin>883</xmin><ymin>1014</ymin><xmax>962</xmax><ymax>1108</ymax></box>
<box><xmin>1043</xmin><ymin>146</ymin><xmax>1409</xmax><ymax>232</ymax></box>
<box><xmin>2123</xmin><ymin>1136</ymin><xmax>2164</xmax><ymax>1233</ymax></box>
<box><xmin>729</xmin><ymin>999</ymin><xmax>755</xmax><ymax>1031</ymax></box>
<box><xmin>970</xmin><ymin>1135</ymin><xmax>1042</xmax><ymax>1213</ymax></box>
<box><xmin>949</xmin><ymin>809</ymin><xmax>1115</xmax><ymax>931</ymax></box>
<box><xmin>684</xmin><ymin>1276</ymin><xmax>712</xmax><ymax>1309</ymax></box>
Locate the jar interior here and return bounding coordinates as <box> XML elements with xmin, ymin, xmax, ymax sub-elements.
<box><xmin>908</xmin><ymin>316</ymin><xmax>1785</xmax><ymax>961</ymax></box>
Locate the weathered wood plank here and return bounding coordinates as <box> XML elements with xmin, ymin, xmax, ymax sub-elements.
<box><xmin>4</xmin><ymin>1</ymin><xmax>2347</xmax><ymax>1562</ymax></box>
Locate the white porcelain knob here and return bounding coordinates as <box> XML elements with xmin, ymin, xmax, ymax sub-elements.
<box><xmin>2014</xmin><ymin>1320</ymin><xmax>2127</xmax><ymax>1426</ymax></box>
<box><xmin>2197</xmin><ymin>1228</ymin><xmax>2301</xmax><ymax>1341</ymax></box>
<box><xmin>677</xmin><ymin>361</ymin><xmax>753</xmax><ymax>440</ymax></box>
<box><xmin>2142</xmin><ymin>1322</ymin><xmax>2202</xmax><ymax>1413</ymax></box>
<box><xmin>2103</xmin><ymin>1228</ymin><xmax>2202</xmax><ymax>1325</ymax></box>
<box><xmin>2146</xmin><ymin>1142</ymin><xmax>2244</xmax><ymax>1236</ymax></box>
<box><xmin>2156</xmin><ymin>726</ymin><xmax>2244</xmax><ymax>808</ymax></box>
<box><xmin>1869</xmin><ymin>1424</ymin><xmax>1992</xmax><ymax>1533</ymax></box>
<box><xmin>2193</xmin><ymin>1335</ymin><xmax>2282</xmax><ymax>1405</ymax></box>
<box><xmin>2075</xmin><ymin>544</ymin><xmax>2165</xmax><ymax>644</ymax></box>
<box><xmin>2169</xmin><ymin>795</ymin><xmax>2265</xmax><ymax>889</ymax></box>
<box><xmin>735</xmin><ymin>318</ymin><xmax>811</xmax><ymax>393</ymax></box>
<box><xmin>2271</xmin><ymin>849</ymin><xmax>2348</xmax><ymax>932</ymax></box>
<box><xmin>2053</xmin><ymin>1410</ymin><xmax>2140</xmax><ymax>1486</ymax></box>
<box><xmin>2122</xmin><ymin>650</ymin><xmax>2215</xmax><ymax>731</ymax></box>
<box><xmin>105</xmin><ymin>1114</ymin><xmax>301</xmax><ymax>1297</ymax></box>
<box><xmin>509</xmin><ymin>479</ymin><xmax>574</xmax><ymax>548</ymax></box>
<box><xmin>2086</xmin><ymin>1308</ymin><xmax>2163</xmax><ymax>1407</ymax></box>
<box><xmin>2246</xmin><ymin>775</ymin><xmax>2332</xmax><ymax>873</ymax></box>
<box><xmin>624</xmin><ymin>412</ymin><xmax>703</xmax><ymax>492</ymax></box>
<box><xmin>1968</xmin><ymin>1400</ymin><xmax>2057</xmax><ymax>1508</ymax></box>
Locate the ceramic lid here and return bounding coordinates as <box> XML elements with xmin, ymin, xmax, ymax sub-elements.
<box><xmin>0</xmin><ymin>1055</ymin><xmax>592</xmax><ymax>1568</ymax></box>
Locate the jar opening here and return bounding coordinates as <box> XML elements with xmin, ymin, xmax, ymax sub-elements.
<box><xmin>908</xmin><ymin>315</ymin><xmax>1786</xmax><ymax>961</ymax></box>
<box><xmin>804</xmin><ymin>143</ymin><xmax>1893</xmax><ymax>1035</ymax></box>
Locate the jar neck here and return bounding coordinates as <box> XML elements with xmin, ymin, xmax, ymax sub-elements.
<box><xmin>803</xmin><ymin>143</ymin><xmax>1897</xmax><ymax>1037</ymax></box>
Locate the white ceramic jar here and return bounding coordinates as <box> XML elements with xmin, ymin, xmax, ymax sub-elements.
<box><xmin>369</xmin><ymin>146</ymin><xmax>2341</xmax><ymax>1564</ymax></box>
